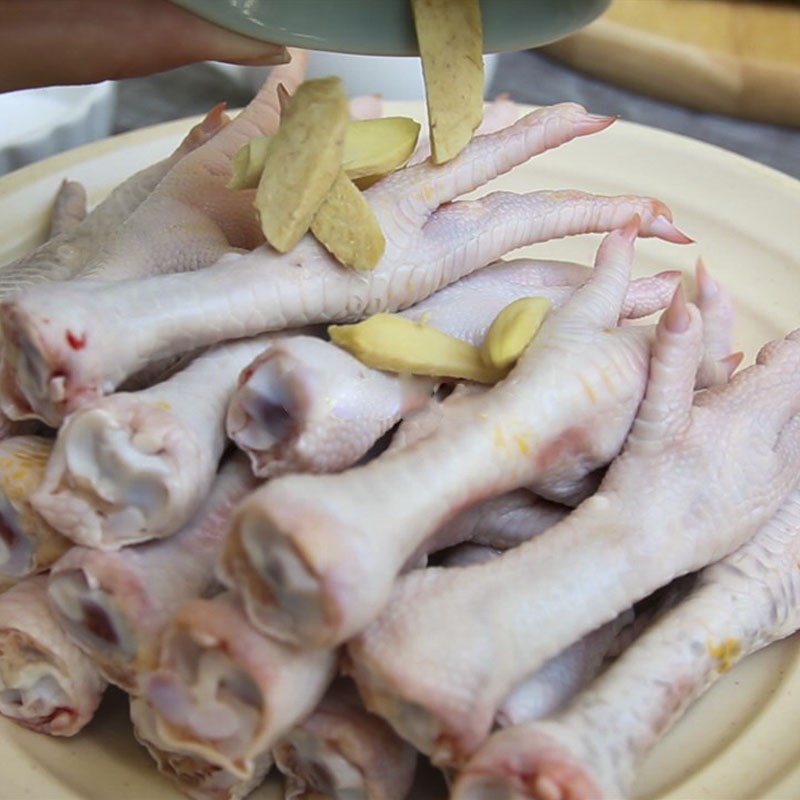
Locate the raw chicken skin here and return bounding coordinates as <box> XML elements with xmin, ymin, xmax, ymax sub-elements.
<box><xmin>217</xmin><ymin>224</ymin><xmax>696</xmax><ymax>650</ymax></box>
<box><xmin>227</xmin><ymin>261</ymin><xmax>679</xmax><ymax>478</ymax></box>
<box><xmin>453</xmin><ymin>488</ymin><xmax>800</xmax><ymax>800</ymax></box>
<box><xmin>347</xmin><ymin>287</ymin><xmax>800</xmax><ymax>765</ymax></box>
<box><xmin>0</xmin><ymin>105</ymin><xmax>687</xmax><ymax>424</ymax></box>
<box><xmin>0</xmin><ymin>576</ymin><xmax>106</xmax><ymax>735</ymax></box>
<box><xmin>0</xmin><ymin>103</ymin><xmax>229</xmax><ymax>296</ymax></box>
<box><xmin>71</xmin><ymin>51</ymin><xmax>307</xmax><ymax>282</ymax></box>
<box><xmin>440</xmin><ymin>544</ymin><xmax>633</xmax><ymax>728</ymax></box>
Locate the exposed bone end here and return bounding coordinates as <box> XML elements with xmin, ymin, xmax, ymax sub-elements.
<box><xmin>0</xmin><ymin>578</ymin><xmax>106</xmax><ymax>736</ymax></box>
<box><xmin>346</xmin><ymin>570</ymin><xmax>499</xmax><ymax>767</ymax></box>
<box><xmin>143</xmin><ymin>628</ymin><xmax>265</xmax><ymax>781</ymax></box>
<box><xmin>274</xmin><ymin>728</ymin><xmax>366</xmax><ymax>800</ymax></box>
<box><xmin>31</xmin><ymin>397</ymin><xmax>211</xmax><ymax>549</ymax></box>
<box><xmin>142</xmin><ymin>595</ymin><xmax>336</xmax><ymax>784</ymax></box>
<box><xmin>221</xmin><ymin>506</ymin><xmax>338</xmax><ymax>649</ymax></box>
<box><xmin>345</xmin><ymin>648</ymin><xmax>474</xmax><ymax>768</ymax></box>
<box><xmin>0</xmin><ymin>286</ymin><xmax>119</xmax><ymax>426</ymax></box>
<box><xmin>452</xmin><ymin>726</ymin><xmax>604</xmax><ymax>800</ymax></box>
<box><xmin>131</xmin><ymin>695</ymin><xmax>273</xmax><ymax>800</ymax></box>
<box><xmin>274</xmin><ymin>677</ymin><xmax>418</xmax><ymax>800</ymax></box>
<box><xmin>0</xmin><ymin>301</ymin><xmax>66</xmax><ymax>425</ymax></box>
<box><xmin>47</xmin><ymin>567</ymin><xmax>140</xmax><ymax>690</ymax></box>
<box><xmin>0</xmin><ymin>629</ymin><xmax>77</xmax><ymax>735</ymax></box>
<box><xmin>227</xmin><ymin>336</ymin><xmax>427</xmax><ymax>478</ymax></box>
<box><xmin>347</xmin><ymin>662</ymin><xmax>444</xmax><ymax>762</ymax></box>
<box><xmin>226</xmin><ymin>347</ymin><xmax>310</xmax><ymax>478</ymax></box>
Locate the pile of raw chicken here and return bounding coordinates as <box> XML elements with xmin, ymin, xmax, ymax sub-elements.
<box><xmin>1</xmin><ymin>50</ymin><xmax>799</xmax><ymax>800</ymax></box>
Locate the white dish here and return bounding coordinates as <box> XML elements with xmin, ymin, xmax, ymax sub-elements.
<box><xmin>0</xmin><ymin>82</ymin><xmax>116</xmax><ymax>175</ymax></box>
<box><xmin>0</xmin><ymin>102</ymin><xmax>800</xmax><ymax>799</ymax></box>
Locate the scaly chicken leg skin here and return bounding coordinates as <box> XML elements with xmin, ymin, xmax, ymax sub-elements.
<box><xmin>347</xmin><ymin>294</ymin><xmax>800</xmax><ymax>765</ymax></box>
<box><xmin>0</xmin><ymin>104</ymin><xmax>230</xmax><ymax>296</ymax></box>
<box><xmin>48</xmin><ymin>180</ymin><xmax>87</xmax><ymax>239</ymax></box>
<box><xmin>131</xmin><ymin>695</ymin><xmax>274</xmax><ymax>800</ymax></box>
<box><xmin>0</xmin><ymin>106</ymin><xmax>687</xmax><ymax>424</ymax></box>
<box><xmin>228</xmin><ymin>261</ymin><xmax>679</xmax><ymax>477</ymax></box>
<box><xmin>140</xmin><ymin>593</ymin><xmax>336</xmax><ymax>780</ymax></box>
<box><xmin>439</xmin><ymin>543</ymin><xmax>633</xmax><ymax>727</ymax></box>
<box><xmin>47</xmin><ymin>456</ymin><xmax>258</xmax><ymax>690</ymax></box>
<box><xmin>453</xmin><ymin>488</ymin><xmax>800</xmax><ymax>800</ymax></box>
<box><xmin>75</xmin><ymin>51</ymin><xmax>307</xmax><ymax>282</ymax></box>
<box><xmin>274</xmin><ymin>678</ymin><xmax>417</xmax><ymax>800</ymax></box>
<box><xmin>31</xmin><ymin>336</ymin><xmax>273</xmax><ymax>548</ymax></box>
<box><xmin>0</xmin><ymin>576</ymin><xmax>106</xmax><ymax>735</ymax></box>
<box><xmin>217</xmin><ymin>224</ymin><xmax>689</xmax><ymax>648</ymax></box>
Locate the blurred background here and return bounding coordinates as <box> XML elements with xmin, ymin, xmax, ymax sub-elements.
<box><xmin>2</xmin><ymin>0</ymin><xmax>799</xmax><ymax>178</ymax></box>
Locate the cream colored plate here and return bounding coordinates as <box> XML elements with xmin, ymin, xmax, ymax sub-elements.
<box><xmin>1</xmin><ymin>102</ymin><xmax>799</xmax><ymax>800</ymax></box>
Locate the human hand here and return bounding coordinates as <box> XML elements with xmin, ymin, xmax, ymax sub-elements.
<box><xmin>0</xmin><ymin>0</ymin><xmax>288</xmax><ymax>93</ymax></box>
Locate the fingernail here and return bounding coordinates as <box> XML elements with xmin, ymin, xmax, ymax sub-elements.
<box><xmin>209</xmin><ymin>27</ymin><xmax>290</xmax><ymax>66</ymax></box>
<box><xmin>650</xmin><ymin>215</ymin><xmax>694</xmax><ymax>244</ymax></box>
<box><xmin>655</xmin><ymin>270</ymin><xmax>683</xmax><ymax>282</ymax></box>
<box><xmin>664</xmin><ymin>285</ymin><xmax>691</xmax><ymax>333</ymax></box>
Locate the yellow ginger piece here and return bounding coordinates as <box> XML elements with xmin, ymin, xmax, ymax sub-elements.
<box><xmin>230</xmin><ymin>116</ymin><xmax>420</xmax><ymax>191</ymax></box>
<box><xmin>412</xmin><ymin>0</ymin><xmax>484</xmax><ymax>163</ymax></box>
<box><xmin>0</xmin><ymin>436</ymin><xmax>69</xmax><ymax>578</ymax></box>
<box><xmin>227</xmin><ymin>135</ymin><xmax>271</xmax><ymax>190</ymax></box>
<box><xmin>255</xmin><ymin>77</ymin><xmax>349</xmax><ymax>253</ymax></box>
<box><xmin>343</xmin><ymin>117</ymin><xmax>421</xmax><ymax>187</ymax></box>
<box><xmin>329</xmin><ymin>313</ymin><xmax>504</xmax><ymax>383</ymax></box>
<box><xmin>311</xmin><ymin>172</ymin><xmax>386</xmax><ymax>270</ymax></box>
<box><xmin>482</xmin><ymin>297</ymin><xmax>552</xmax><ymax>371</ymax></box>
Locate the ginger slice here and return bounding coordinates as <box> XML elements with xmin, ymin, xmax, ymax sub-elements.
<box><xmin>329</xmin><ymin>314</ymin><xmax>504</xmax><ymax>383</ymax></box>
<box><xmin>254</xmin><ymin>77</ymin><xmax>349</xmax><ymax>253</ymax></box>
<box><xmin>482</xmin><ymin>297</ymin><xmax>551</xmax><ymax>371</ymax></box>
<box><xmin>311</xmin><ymin>172</ymin><xmax>386</xmax><ymax>270</ymax></box>
<box><xmin>412</xmin><ymin>0</ymin><xmax>484</xmax><ymax>164</ymax></box>
<box><xmin>343</xmin><ymin>117</ymin><xmax>421</xmax><ymax>187</ymax></box>
<box><xmin>227</xmin><ymin>135</ymin><xmax>271</xmax><ymax>190</ymax></box>
<box><xmin>230</xmin><ymin>116</ymin><xmax>420</xmax><ymax>191</ymax></box>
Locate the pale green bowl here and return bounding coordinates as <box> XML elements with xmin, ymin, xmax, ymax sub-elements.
<box><xmin>171</xmin><ymin>0</ymin><xmax>611</xmax><ymax>55</ymax></box>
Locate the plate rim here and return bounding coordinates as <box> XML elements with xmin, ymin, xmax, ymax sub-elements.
<box><xmin>1</xmin><ymin>100</ymin><xmax>800</xmax><ymax>800</ymax></box>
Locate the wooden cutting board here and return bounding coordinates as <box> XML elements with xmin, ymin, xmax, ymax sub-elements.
<box><xmin>542</xmin><ymin>0</ymin><xmax>800</xmax><ymax>127</ymax></box>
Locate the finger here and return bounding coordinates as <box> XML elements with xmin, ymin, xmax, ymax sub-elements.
<box><xmin>0</xmin><ymin>0</ymin><xmax>289</xmax><ymax>92</ymax></box>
